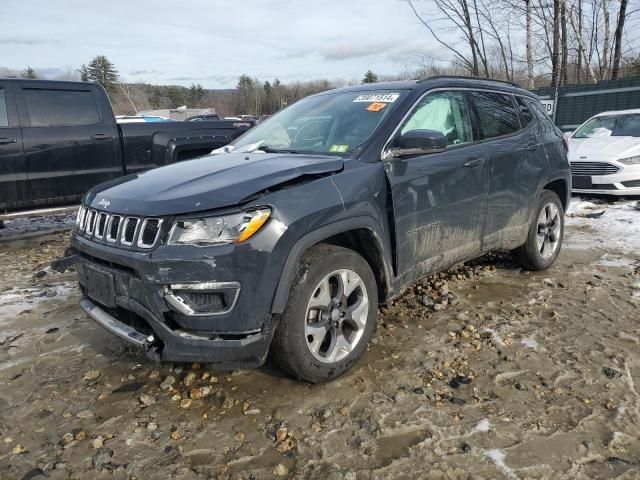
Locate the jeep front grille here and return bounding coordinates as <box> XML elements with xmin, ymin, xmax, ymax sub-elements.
<box><xmin>76</xmin><ymin>206</ymin><xmax>163</xmax><ymax>249</ymax></box>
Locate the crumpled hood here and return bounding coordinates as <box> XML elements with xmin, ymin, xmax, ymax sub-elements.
<box><xmin>86</xmin><ymin>152</ymin><xmax>343</xmax><ymax>215</ymax></box>
<box><xmin>568</xmin><ymin>136</ymin><xmax>640</xmax><ymax>160</ymax></box>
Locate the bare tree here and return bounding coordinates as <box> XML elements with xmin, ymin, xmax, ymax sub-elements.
<box><xmin>611</xmin><ymin>0</ymin><xmax>629</xmax><ymax>79</ymax></box>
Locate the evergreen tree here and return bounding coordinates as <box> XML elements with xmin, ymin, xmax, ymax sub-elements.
<box><xmin>235</xmin><ymin>74</ymin><xmax>255</xmax><ymax>114</ymax></box>
<box><xmin>21</xmin><ymin>66</ymin><xmax>38</xmax><ymax>79</ymax></box>
<box><xmin>78</xmin><ymin>64</ymin><xmax>90</xmax><ymax>81</ymax></box>
<box><xmin>87</xmin><ymin>55</ymin><xmax>119</xmax><ymax>92</ymax></box>
<box><xmin>166</xmin><ymin>86</ymin><xmax>186</xmax><ymax>108</ymax></box>
<box><xmin>362</xmin><ymin>70</ymin><xmax>378</xmax><ymax>84</ymax></box>
<box><xmin>187</xmin><ymin>83</ymin><xmax>205</xmax><ymax>107</ymax></box>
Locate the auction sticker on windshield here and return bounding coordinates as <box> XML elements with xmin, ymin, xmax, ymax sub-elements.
<box><xmin>329</xmin><ymin>144</ymin><xmax>349</xmax><ymax>153</ymax></box>
<box><xmin>353</xmin><ymin>93</ymin><xmax>400</xmax><ymax>103</ymax></box>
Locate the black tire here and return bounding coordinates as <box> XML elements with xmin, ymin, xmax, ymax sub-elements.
<box><xmin>512</xmin><ymin>190</ymin><xmax>564</xmax><ymax>271</ymax></box>
<box><xmin>271</xmin><ymin>243</ymin><xmax>378</xmax><ymax>383</ymax></box>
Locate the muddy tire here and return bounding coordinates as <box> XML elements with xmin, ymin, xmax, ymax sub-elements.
<box><xmin>512</xmin><ymin>189</ymin><xmax>564</xmax><ymax>271</ymax></box>
<box><xmin>271</xmin><ymin>244</ymin><xmax>378</xmax><ymax>383</ymax></box>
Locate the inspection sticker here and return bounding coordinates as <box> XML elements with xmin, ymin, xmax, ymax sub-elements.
<box><xmin>353</xmin><ymin>93</ymin><xmax>400</xmax><ymax>103</ymax></box>
<box><xmin>366</xmin><ymin>102</ymin><xmax>388</xmax><ymax>112</ymax></box>
<box><xmin>329</xmin><ymin>144</ymin><xmax>349</xmax><ymax>153</ymax></box>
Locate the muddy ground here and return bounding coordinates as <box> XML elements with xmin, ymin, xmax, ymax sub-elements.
<box><xmin>0</xmin><ymin>199</ymin><xmax>639</xmax><ymax>480</ymax></box>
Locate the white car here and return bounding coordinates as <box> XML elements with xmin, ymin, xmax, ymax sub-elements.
<box><xmin>568</xmin><ymin>108</ymin><xmax>640</xmax><ymax>195</ymax></box>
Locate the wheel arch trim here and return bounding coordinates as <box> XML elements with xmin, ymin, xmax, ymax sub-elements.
<box><xmin>270</xmin><ymin>217</ymin><xmax>393</xmax><ymax>314</ymax></box>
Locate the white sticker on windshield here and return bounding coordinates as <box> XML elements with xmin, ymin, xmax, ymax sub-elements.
<box><xmin>353</xmin><ymin>93</ymin><xmax>400</xmax><ymax>103</ymax></box>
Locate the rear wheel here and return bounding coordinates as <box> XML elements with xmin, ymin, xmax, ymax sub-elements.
<box><xmin>271</xmin><ymin>244</ymin><xmax>378</xmax><ymax>383</ymax></box>
<box><xmin>512</xmin><ymin>190</ymin><xmax>564</xmax><ymax>271</ymax></box>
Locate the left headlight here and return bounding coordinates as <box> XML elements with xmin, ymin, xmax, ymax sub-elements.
<box><xmin>167</xmin><ymin>208</ymin><xmax>271</xmax><ymax>246</ymax></box>
<box><xmin>619</xmin><ymin>156</ymin><xmax>640</xmax><ymax>165</ymax></box>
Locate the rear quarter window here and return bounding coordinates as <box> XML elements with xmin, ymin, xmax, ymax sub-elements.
<box><xmin>470</xmin><ymin>92</ymin><xmax>520</xmax><ymax>139</ymax></box>
<box><xmin>516</xmin><ymin>96</ymin><xmax>535</xmax><ymax>127</ymax></box>
<box><xmin>23</xmin><ymin>88</ymin><xmax>100</xmax><ymax>127</ymax></box>
<box><xmin>0</xmin><ymin>89</ymin><xmax>8</xmax><ymax>127</ymax></box>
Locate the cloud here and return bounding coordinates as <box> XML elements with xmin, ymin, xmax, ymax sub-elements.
<box><xmin>0</xmin><ymin>0</ymin><xmax>450</xmax><ymax>88</ymax></box>
<box><xmin>129</xmin><ymin>69</ymin><xmax>162</xmax><ymax>76</ymax></box>
<box><xmin>0</xmin><ymin>35</ymin><xmax>49</xmax><ymax>46</ymax></box>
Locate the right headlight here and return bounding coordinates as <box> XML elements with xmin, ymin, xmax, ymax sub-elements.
<box><xmin>619</xmin><ymin>156</ymin><xmax>640</xmax><ymax>165</ymax></box>
<box><xmin>167</xmin><ymin>209</ymin><xmax>271</xmax><ymax>246</ymax></box>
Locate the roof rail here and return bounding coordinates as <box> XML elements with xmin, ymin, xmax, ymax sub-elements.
<box><xmin>418</xmin><ymin>75</ymin><xmax>520</xmax><ymax>88</ymax></box>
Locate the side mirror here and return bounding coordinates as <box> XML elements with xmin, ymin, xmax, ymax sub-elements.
<box><xmin>386</xmin><ymin>129</ymin><xmax>447</xmax><ymax>159</ymax></box>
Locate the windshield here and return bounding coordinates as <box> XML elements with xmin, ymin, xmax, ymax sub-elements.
<box><xmin>228</xmin><ymin>90</ymin><xmax>406</xmax><ymax>155</ymax></box>
<box><xmin>573</xmin><ymin>114</ymin><xmax>640</xmax><ymax>138</ymax></box>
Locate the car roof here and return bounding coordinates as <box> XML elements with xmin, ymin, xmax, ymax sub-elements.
<box><xmin>317</xmin><ymin>76</ymin><xmax>536</xmax><ymax>98</ymax></box>
<box><xmin>0</xmin><ymin>78</ymin><xmax>94</xmax><ymax>88</ymax></box>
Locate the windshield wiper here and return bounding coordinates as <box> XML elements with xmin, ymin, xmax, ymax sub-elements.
<box><xmin>257</xmin><ymin>145</ymin><xmax>300</xmax><ymax>154</ymax></box>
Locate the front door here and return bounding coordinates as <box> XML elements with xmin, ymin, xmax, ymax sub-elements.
<box><xmin>0</xmin><ymin>84</ymin><xmax>27</xmax><ymax>210</ymax></box>
<box><xmin>384</xmin><ymin>90</ymin><xmax>489</xmax><ymax>280</ymax></box>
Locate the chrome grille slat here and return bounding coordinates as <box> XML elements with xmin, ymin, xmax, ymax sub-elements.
<box><xmin>137</xmin><ymin>218</ymin><xmax>163</xmax><ymax>249</ymax></box>
<box><xmin>95</xmin><ymin>212</ymin><xmax>109</xmax><ymax>239</ymax></box>
<box><xmin>106</xmin><ymin>215</ymin><xmax>122</xmax><ymax>243</ymax></box>
<box><xmin>570</xmin><ymin>161</ymin><xmax>620</xmax><ymax>176</ymax></box>
<box><xmin>121</xmin><ymin>217</ymin><xmax>140</xmax><ymax>246</ymax></box>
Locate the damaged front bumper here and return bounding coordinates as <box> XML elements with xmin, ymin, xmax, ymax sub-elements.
<box><xmin>67</xmin><ymin>229</ymin><xmax>281</xmax><ymax>368</ymax></box>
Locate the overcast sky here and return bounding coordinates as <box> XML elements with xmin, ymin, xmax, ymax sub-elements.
<box><xmin>0</xmin><ymin>0</ymin><xmax>442</xmax><ymax>88</ymax></box>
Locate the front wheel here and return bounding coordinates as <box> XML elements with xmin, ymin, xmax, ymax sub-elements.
<box><xmin>271</xmin><ymin>244</ymin><xmax>378</xmax><ymax>383</ymax></box>
<box><xmin>512</xmin><ymin>190</ymin><xmax>565</xmax><ymax>271</ymax></box>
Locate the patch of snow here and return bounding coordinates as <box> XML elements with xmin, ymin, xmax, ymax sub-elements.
<box><xmin>0</xmin><ymin>211</ymin><xmax>76</xmax><ymax>238</ymax></box>
<box><xmin>520</xmin><ymin>337</ymin><xmax>539</xmax><ymax>350</ymax></box>
<box><xmin>565</xmin><ymin>197</ymin><xmax>640</xmax><ymax>253</ymax></box>
<box><xmin>485</xmin><ymin>449</ymin><xmax>517</xmax><ymax>479</ymax></box>
<box><xmin>473</xmin><ymin>418</ymin><xmax>491</xmax><ymax>432</ymax></box>
<box><xmin>595</xmin><ymin>253</ymin><xmax>636</xmax><ymax>269</ymax></box>
<box><xmin>0</xmin><ymin>283</ymin><xmax>77</xmax><ymax>325</ymax></box>
<box><xmin>483</xmin><ymin>328</ymin><xmax>504</xmax><ymax>346</ymax></box>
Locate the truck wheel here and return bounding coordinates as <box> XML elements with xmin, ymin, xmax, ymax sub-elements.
<box><xmin>271</xmin><ymin>244</ymin><xmax>378</xmax><ymax>383</ymax></box>
<box><xmin>512</xmin><ymin>190</ymin><xmax>564</xmax><ymax>271</ymax></box>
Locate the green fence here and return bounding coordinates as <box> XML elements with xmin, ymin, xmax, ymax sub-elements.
<box><xmin>532</xmin><ymin>77</ymin><xmax>640</xmax><ymax>131</ymax></box>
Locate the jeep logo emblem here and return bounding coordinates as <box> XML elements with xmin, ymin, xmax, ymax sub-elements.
<box><xmin>98</xmin><ymin>198</ymin><xmax>111</xmax><ymax>209</ymax></box>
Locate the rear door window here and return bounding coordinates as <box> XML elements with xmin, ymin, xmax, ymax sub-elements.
<box><xmin>470</xmin><ymin>92</ymin><xmax>520</xmax><ymax>139</ymax></box>
<box><xmin>23</xmin><ymin>88</ymin><xmax>100</xmax><ymax>127</ymax></box>
<box><xmin>0</xmin><ymin>89</ymin><xmax>8</xmax><ymax>127</ymax></box>
<box><xmin>400</xmin><ymin>91</ymin><xmax>472</xmax><ymax>146</ymax></box>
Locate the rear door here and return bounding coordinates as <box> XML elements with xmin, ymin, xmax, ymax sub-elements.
<box><xmin>16</xmin><ymin>84</ymin><xmax>122</xmax><ymax>206</ymax></box>
<box><xmin>384</xmin><ymin>90</ymin><xmax>489</xmax><ymax>277</ymax></box>
<box><xmin>0</xmin><ymin>83</ymin><xmax>26</xmax><ymax>210</ymax></box>
<box><xmin>468</xmin><ymin>91</ymin><xmax>545</xmax><ymax>250</ymax></box>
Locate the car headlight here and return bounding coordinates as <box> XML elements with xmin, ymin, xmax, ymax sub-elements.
<box><xmin>167</xmin><ymin>209</ymin><xmax>270</xmax><ymax>246</ymax></box>
<box><xmin>619</xmin><ymin>156</ymin><xmax>640</xmax><ymax>165</ymax></box>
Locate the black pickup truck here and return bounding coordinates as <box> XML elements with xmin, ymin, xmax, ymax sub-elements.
<box><xmin>0</xmin><ymin>79</ymin><xmax>250</xmax><ymax>212</ymax></box>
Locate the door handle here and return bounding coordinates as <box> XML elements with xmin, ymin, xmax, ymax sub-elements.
<box><xmin>464</xmin><ymin>158</ymin><xmax>486</xmax><ymax>168</ymax></box>
<box><xmin>526</xmin><ymin>143</ymin><xmax>538</xmax><ymax>151</ymax></box>
<box><xmin>91</xmin><ymin>134</ymin><xmax>113</xmax><ymax>140</ymax></box>
<box><xmin>0</xmin><ymin>138</ymin><xmax>17</xmax><ymax>145</ymax></box>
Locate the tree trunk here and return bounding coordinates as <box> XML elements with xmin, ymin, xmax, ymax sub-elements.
<box><xmin>561</xmin><ymin>0</ymin><xmax>568</xmax><ymax>85</ymax></box>
<box><xmin>526</xmin><ymin>0</ymin><xmax>535</xmax><ymax>88</ymax></box>
<box><xmin>461</xmin><ymin>0</ymin><xmax>480</xmax><ymax>76</ymax></box>
<box><xmin>577</xmin><ymin>0</ymin><xmax>583</xmax><ymax>83</ymax></box>
<box><xmin>611</xmin><ymin>0</ymin><xmax>628</xmax><ymax>79</ymax></box>
<box><xmin>551</xmin><ymin>0</ymin><xmax>561</xmax><ymax>87</ymax></box>
<box><xmin>602</xmin><ymin>0</ymin><xmax>610</xmax><ymax>79</ymax></box>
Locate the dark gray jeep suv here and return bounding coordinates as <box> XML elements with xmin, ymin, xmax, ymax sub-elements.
<box><xmin>68</xmin><ymin>76</ymin><xmax>570</xmax><ymax>382</ymax></box>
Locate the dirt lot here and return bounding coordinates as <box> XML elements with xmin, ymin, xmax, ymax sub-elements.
<box><xmin>1</xmin><ymin>199</ymin><xmax>639</xmax><ymax>480</ymax></box>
